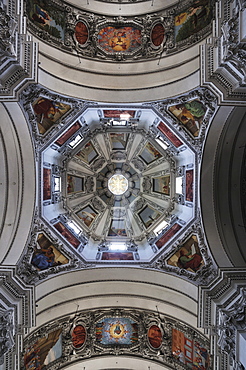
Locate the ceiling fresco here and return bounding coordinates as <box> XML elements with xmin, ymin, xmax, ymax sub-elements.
<box><xmin>25</xmin><ymin>0</ymin><xmax>214</xmax><ymax>61</ymax></box>
<box><xmin>1</xmin><ymin>0</ymin><xmax>246</xmax><ymax>369</ymax></box>
<box><xmin>17</xmin><ymin>84</ymin><xmax>218</xmax><ymax>285</ymax></box>
<box><xmin>22</xmin><ymin>308</ymin><xmax>211</xmax><ymax>370</ymax></box>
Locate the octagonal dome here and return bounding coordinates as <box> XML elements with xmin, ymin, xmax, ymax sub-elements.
<box><xmin>40</xmin><ymin>105</ymin><xmax>197</xmax><ymax>264</ymax></box>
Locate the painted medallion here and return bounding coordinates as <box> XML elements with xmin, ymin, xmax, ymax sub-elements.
<box><xmin>71</xmin><ymin>325</ymin><xmax>86</xmax><ymax>348</ymax></box>
<box><xmin>75</xmin><ymin>21</ymin><xmax>88</xmax><ymax>45</ymax></box>
<box><xmin>147</xmin><ymin>325</ymin><xmax>162</xmax><ymax>348</ymax></box>
<box><xmin>151</xmin><ymin>23</ymin><xmax>165</xmax><ymax>46</ymax></box>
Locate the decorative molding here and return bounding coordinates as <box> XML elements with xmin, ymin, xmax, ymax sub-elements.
<box><xmin>0</xmin><ymin>309</ymin><xmax>14</xmax><ymax>365</ymax></box>
<box><xmin>22</xmin><ymin>307</ymin><xmax>211</xmax><ymax>370</ymax></box>
<box><xmin>19</xmin><ymin>84</ymin><xmax>86</xmax><ymax>147</ymax></box>
<box><xmin>0</xmin><ymin>266</ymin><xmax>34</xmax><ymax>368</ymax></box>
<box><xmin>17</xmin><ymin>212</ymin><xmax>93</xmax><ymax>285</ymax></box>
<box><xmin>150</xmin><ymin>87</ymin><xmax>217</xmax><ymax>162</ymax></box>
<box><xmin>148</xmin><ymin>221</ymin><xmax>218</xmax><ymax>286</ymax></box>
<box><xmin>0</xmin><ymin>2</ymin><xmax>37</xmax><ymax>100</ymax></box>
<box><xmin>199</xmin><ymin>269</ymin><xmax>246</xmax><ymax>369</ymax></box>
<box><xmin>201</xmin><ymin>0</ymin><xmax>246</xmax><ymax>105</ymax></box>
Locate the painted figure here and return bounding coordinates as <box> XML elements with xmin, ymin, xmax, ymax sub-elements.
<box><xmin>33</xmin><ymin>98</ymin><xmax>65</xmax><ymax>121</ymax></box>
<box><xmin>32</xmin><ymin>247</ymin><xmax>60</xmax><ymax>270</ymax></box>
<box><xmin>33</xmin><ymin>97</ymin><xmax>70</xmax><ymax>134</ymax></box>
<box><xmin>72</xmin><ymin>325</ymin><xmax>86</xmax><ymax>348</ymax></box>
<box><xmin>148</xmin><ymin>325</ymin><xmax>162</xmax><ymax>348</ymax></box>
<box><xmin>173</xmin><ymin>347</ymin><xmax>185</xmax><ymax>363</ymax></box>
<box><xmin>178</xmin><ymin>248</ymin><xmax>202</xmax><ymax>271</ymax></box>
<box><xmin>169</xmin><ymin>100</ymin><xmax>206</xmax><ymax>137</ymax></box>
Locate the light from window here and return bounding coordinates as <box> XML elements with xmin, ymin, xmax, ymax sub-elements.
<box><xmin>155</xmin><ymin>137</ymin><xmax>168</xmax><ymax>150</ymax></box>
<box><xmin>69</xmin><ymin>134</ymin><xmax>83</xmax><ymax>148</ymax></box>
<box><xmin>153</xmin><ymin>220</ymin><xmax>168</xmax><ymax>235</ymax></box>
<box><xmin>120</xmin><ymin>113</ymin><xmax>131</xmax><ymax>121</ymax></box>
<box><xmin>54</xmin><ymin>177</ymin><xmax>60</xmax><ymax>192</ymax></box>
<box><xmin>176</xmin><ymin>176</ymin><xmax>183</xmax><ymax>194</ymax></box>
<box><xmin>111</xmin><ymin>120</ymin><xmax>127</xmax><ymax>126</ymax></box>
<box><xmin>67</xmin><ymin>220</ymin><xmax>81</xmax><ymax>235</ymax></box>
<box><xmin>109</xmin><ymin>242</ymin><xmax>127</xmax><ymax>251</ymax></box>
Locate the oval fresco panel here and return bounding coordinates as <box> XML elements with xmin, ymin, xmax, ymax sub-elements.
<box><xmin>147</xmin><ymin>325</ymin><xmax>162</xmax><ymax>349</ymax></box>
<box><xmin>98</xmin><ymin>26</ymin><xmax>141</xmax><ymax>53</ymax></box>
<box><xmin>151</xmin><ymin>23</ymin><xmax>165</xmax><ymax>47</ymax></box>
<box><xmin>75</xmin><ymin>21</ymin><xmax>89</xmax><ymax>45</ymax></box>
<box><xmin>72</xmin><ymin>325</ymin><xmax>86</xmax><ymax>348</ymax></box>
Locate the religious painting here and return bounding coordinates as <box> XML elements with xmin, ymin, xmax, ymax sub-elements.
<box><xmin>101</xmin><ymin>252</ymin><xmax>134</xmax><ymax>260</ymax></box>
<box><xmin>71</xmin><ymin>325</ymin><xmax>86</xmax><ymax>349</ymax></box>
<box><xmin>76</xmin><ymin>205</ymin><xmax>97</xmax><ymax>228</ymax></box>
<box><xmin>153</xmin><ymin>175</ymin><xmax>170</xmax><ymax>195</ymax></box>
<box><xmin>139</xmin><ymin>142</ymin><xmax>162</xmax><ymax>165</ymax></box>
<box><xmin>67</xmin><ymin>175</ymin><xmax>84</xmax><ymax>194</ymax></box>
<box><xmin>74</xmin><ymin>21</ymin><xmax>88</xmax><ymax>45</ymax></box>
<box><xmin>31</xmin><ymin>233</ymin><xmax>68</xmax><ymax>271</ymax></box>
<box><xmin>95</xmin><ymin>317</ymin><xmax>138</xmax><ymax>345</ymax></box>
<box><xmin>32</xmin><ymin>97</ymin><xmax>70</xmax><ymax>134</ymax></box>
<box><xmin>54</xmin><ymin>222</ymin><xmax>80</xmax><ymax>248</ymax></box>
<box><xmin>167</xmin><ymin>235</ymin><xmax>204</xmax><ymax>273</ymax></box>
<box><xmin>186</xmin><ymin>169</ymin><xmax>194</xmax><ymax>201</ymax></box>
<box><xmin>138</xmin><ymin>205</ymin><xmax>161</xmax><ymax>229</ymax></box>
<box><xmin>24</xmin><ymin>328</ymin><xmax>62</xmax><ymax>369</ymax></box>
<box><xmin>156</xmin><ymin>223</ymin><xmax>182</xmax><ymax>249</ymax></box>
<box><xmin>172</xmin><ymin>328</ymin><xmax>210</xmax><ymax>369</ymax></box>
<box><xmin>55</xmin><ymin>121</ymin><xmax>81</xmax><ymax>146</ymax></box>
<box><xmin>75</xmin><ymin>141</ymin><xmax>98</xmax><ymax>164</ymax></box>
<box><xmin>193</xmin><ymin>340</ymin><xmax>211</xmax><ymax>369</ymax></box>
<box><xmin>175</xmin><ymin>1</ymin><xmax>213</xmax><ymax>43</ymax></box>
<box><xmin>109</xmin><ymin>133</ymin><xmax>129</xmax><ymax>150</ymax></box>
<box><xmin>168</xmin><ymin>100</ymin><xmax>207</xmax><ymax>137</ymax></box>
<box><xmin>147</xmin><ymin>325</ymin><xmax>163</xmax><ymax>349</ymax></box>
<box><xmin>98</xmin><ymin>26</ymin><xmax>141</xmax><ymax>53</ymax></box>
<box><xmin>151</xmin><ymin>23</ymin><xmax>165</xmax><ymax>47</ymax></box>
<box><xmin>27</xmin><ymin>0</ymin><xmax>65</xmax><ymax>39</ymax></box>
<box><xmin>157</xmin><ymin>121</ymin><xmax>183</xmax><ymax>148</ymax></box>
<box><xmin>108</xmin><ymin>219</ymin><xmax>127</xmax><ymax>237</ymax></box>
<box><xmin>103</xmin><ymin>110</ymin><xmax>135</xmax><ymax>119</ymax></box>
<box><xmin>43</xmin><ymin>168</ymin><xmax>51</xmax><ymax>200</ymax></box>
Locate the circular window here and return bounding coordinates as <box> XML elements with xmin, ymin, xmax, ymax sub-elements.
<box><xmin>108</xmin><ymin>174</ymin><xmax>128</xmax><ymax>195</ymax></box>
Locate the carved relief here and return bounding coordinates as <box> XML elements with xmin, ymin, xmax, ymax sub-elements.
<box><xmin>0</xmin><ymin>309</ymin><xmax>14</xmax><ymax>365</ymax></box>
<box><xmin>0</xmin><ymin>4</ymin><xmax>37</xmax><ymax>99</ymax></box>
<box><xmin>201</xmin><ymin>0</ymin><xmax>246</xmax><ymax>104</ymax></box>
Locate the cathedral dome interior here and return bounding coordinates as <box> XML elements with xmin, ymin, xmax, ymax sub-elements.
<box><xmin>0</xmin><ymin>0</ymin><xmax>246</xmax><ymax>369</ymax></box>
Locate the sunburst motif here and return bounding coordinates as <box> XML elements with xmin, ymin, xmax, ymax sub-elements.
<box><xmin>106</xmin><ymin>321</ymin><xmax>128</xmax><ymax>341</ymax></box>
